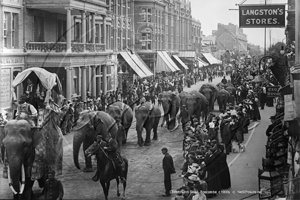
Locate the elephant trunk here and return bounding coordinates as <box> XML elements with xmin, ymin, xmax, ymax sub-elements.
<box><xmin>73</xmin><ymin>130</ymin><xmax>86</xmax><ymax>170</ymax></box>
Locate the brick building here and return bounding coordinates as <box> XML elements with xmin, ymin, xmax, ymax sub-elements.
<box><xmin>0</xmin><ymin>0</ymin><xmax>202</xmax><ymax>107</ymax></box>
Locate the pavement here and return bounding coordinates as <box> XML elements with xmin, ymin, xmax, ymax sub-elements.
<box><xmin>0</xmin><ymin>76</ymin><xmax>275</xmax><ymax>200</ymax></box>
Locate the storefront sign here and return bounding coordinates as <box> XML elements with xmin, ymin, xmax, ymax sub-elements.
<box><xmin>0</xmin><ymin>57</ymin><xmax>24</xmax><ymax>64</ymax></box>
<box><xmin>239</xmin><ymin>5</ymin><xmax>285</xmax><ymax>28</ymax></box>
<box><xmin>266</xmin><ymin>86</ymin><xmax>280</xmax><ymax>98</ymax></box>
<box><xmin>0</xmin><ymin>68</ymin><xmax>12</xmax><ymax>109</ymax></box>
<box><xmin>259</xmin><ymin>179</ymin><xmax>272</xmax><ymax>199</ymax></box>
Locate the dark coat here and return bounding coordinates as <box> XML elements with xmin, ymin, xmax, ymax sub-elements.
<box><xmin>218</xmin><ymin>152</ymin><xmax>231</xmax><ymax>189</ymax></box>
<box><xmin>44</xmin><ymin>178</ymin><xmax>64</xmax><ymax>200</ymax></box>
<box><xmin>205</xmin><ymin>152</ymin><xmax>222</xmax><ymax>193</ymax></box>
<box><xmin>163</xmin><ymin>153</ymin><xmax>176</xmax><ymax>175</ymax></box>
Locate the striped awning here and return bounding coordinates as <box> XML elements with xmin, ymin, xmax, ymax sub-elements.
<box><xmin>202</xmin><ymin>53</ymin><xmax>222</xmax><ymax>65</ymax></box>
<box><xmin>178</xmin><ymin>51</ymin><xmax>196</xmax><ymax>58</ymax></box>
<box><xmin>156</xmin><ymin>51</ymin><xmax>180</xmax><ymax>73</ymax></box>
<box><xmin>119</xmin><ymin>51</ymin><xmax>153</xmax><ymax>78</ymax></box>
<box><xmin>197</xmin><ymin>58</ymin><xmax>209</xmax><ymax>68</ymax></box>
<box><xmin>172</xmin><ymin>55</ymin><xmax>189</xmax><ymax>69</ymax></box>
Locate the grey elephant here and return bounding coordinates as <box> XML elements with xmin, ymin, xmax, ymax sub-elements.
<box><xmin>106</xmin><ymin>101</ymin><xmax>133</xmax><ymax>144</ymax></box>
<box><xmin>3</xmin><ymin>109</ymin><xmax>64</xmax><ymax>200</ymax></box>
<box><xmin>179</xmin><ymin>90</ymin><xmax>209</xmax><ymax>122</ymax></box>
<box><xmin>217</xmin><ymin>89</ymin><xmax>231</xmax><ymax>111</ymax></box>
<box><xmin>199</xmin><ymin>83</ymin><xmax>219</xmax><ymax>112</ymax></box>
<box><xmin>135</xmin><ymin>102</ymin><xmax>161</xmax><ymax>147</ymax></box>
<box><xmin>72</xmin><ymin>110</ymin><xmax>124</xmax><ymax>172</ymax></box>
<box><xmin>158</xmin><ymin>91</ymin><xmax>180</xmax><ymax>131</ymax></box>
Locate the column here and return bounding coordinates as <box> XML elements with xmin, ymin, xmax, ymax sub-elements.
<box><xmin>86</xmin><ymin>14</ymin><xmax>90</xmax><ymax>43</ymax></box>
<box><xmin>0</xmin><ymin>3</ymin><xmax>3</xmax><ymax>48</ymax></box>
<box><xmin>91</xmin><ymin>66</ymin><xmax>96</xmax><ymax>97</ymax></box>
<box><xmin>91</xmin><ymin>13</ymin><xmax>96</xmax><ymax>44</ymax></box>
<box><xmin>102</xmin><ymin>15</ymin><xmax>107</xmax><ymax>48</ymax></box>
<box><xmin>96</xmin><ymin>66</ymin><xmax>101</xmax><ymax>95</ymax></box>
<box><xmin>81</xmin><ymin>66</ymin><xmax>87</xmax><ymax>101</ymax></box>
<box><xmin>66</xmin><ymin>8</ymin><xmax>72</xmax><ymax>53</ymax></box>
<box><xmin>125</xmin><ymin>0</ymin><xmax>128</xmax><ymax>48</ymax></box>
<box><xmin>81</xmin><ymin>11</ymin><xmax>86</xmax><ymax>47</ymax></box>
<box><xmin>131</xmin><ymin>0</ymin><xmax>135</xmax><ymax>50</ymax></box>
<box><xmin>109</xmin><ymin>0</ymin><xmax>112</xmax><ymax>11</ymax></box>
<box><xmin>103</xmin><ymin>65</ymin><xmax>107</xmax><ymax>94</ymax></box>
<box><xmin>65</xmin><ymin>66</ymin><xmax>73</xmax><ymax>101</ymax></box>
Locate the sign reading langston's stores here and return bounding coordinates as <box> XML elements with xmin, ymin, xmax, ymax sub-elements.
<box><xmin>239</xmin><ymin>5</ymin><xmax>285</xmax><ymax>28</ymax></box>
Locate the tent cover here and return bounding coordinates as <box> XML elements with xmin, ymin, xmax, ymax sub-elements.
<box><xmin>202</xmin><ymin>53</ymin><xmax>222</xmax><ymax>65</ymax></box>
<box><xmin>13</xmin><ymin>67</ymin><xmax>62</xmax><ymax>94</ymax></box>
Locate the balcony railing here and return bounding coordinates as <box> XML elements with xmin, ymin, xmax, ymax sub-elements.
<box><xmin>26</xmin><ymin>42</ymin><xmax>106</xmax><ymax>53</ymax></box>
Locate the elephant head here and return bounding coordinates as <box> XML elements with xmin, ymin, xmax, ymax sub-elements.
<box><xmin>135</xmin><ymin>103</ymin><xmax>151</xmax><ymax>146</ymax></box>
<box><xmin>158</xmin><ymin>92</ymin><xmax>180</xmax><ymax>131</ymax></box>
<box><xmin>106</xmin><ymin>105</ymin><xmax>122</xmax><ymax>122</ymax></box>
<box><xmin>3</xmin><ymin>120</ymin><xmax>42</xmax><ymax>196</ymax></box>
<box><xmin>200</xmin><ymin>88</ymin><xmax>213</xmax><ymax>104</ymax></box>
<box><xmin>72</xmin><ymin>110</ymin><xmax>118</xmax><ymax>170</ymax></box>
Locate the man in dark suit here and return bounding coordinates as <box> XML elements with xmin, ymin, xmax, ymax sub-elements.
<box><xmin>44</xmin><ymin>170</ymin><xmax>64</xmax><ymax>200</ymax></box>
<box><xmin>161</xmin><ymin>147</ymin><xmax>176</xmax><ymax>197</ymax></box>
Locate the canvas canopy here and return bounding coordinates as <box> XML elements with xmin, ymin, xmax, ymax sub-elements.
<box><xmin>12</xmin><ymin>67</ymin><xmax>62</xmax><ymax>103</ymax></box>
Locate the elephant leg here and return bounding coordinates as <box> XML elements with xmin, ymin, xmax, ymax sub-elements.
<box><xmin>152</xmin><ymin>117</ymin><xmax>160</xmax><ymax>140</ymax></box>
<box><xmin>83</xmin><ymin>139</ymin><xmax>94</xmax><ymax>172</ymax></box>
<box><xmin>144</xmin><ymin>123</ymin><xmax>152</xmax><ymax>146</ymax></box>
<box><xmin>22</xmin><ymin>178</ymin><xmax>35</xmax><ymax>200</ymax></box>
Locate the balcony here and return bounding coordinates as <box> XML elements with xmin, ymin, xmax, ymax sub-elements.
<box><xmin>26</xmin><ymin>42</ymin><xmax>106</xmax><ymax>53</ymax></box>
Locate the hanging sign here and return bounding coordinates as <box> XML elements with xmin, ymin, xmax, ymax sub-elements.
<box><xmin>266</xmin><ymin>86</ymin><xmax>280</xmax><ymax>98</ymax></box>
<box><xmin>239</xmin><ymin>5</ymin><xmax>285</xmax><ymax>28</ymax></box>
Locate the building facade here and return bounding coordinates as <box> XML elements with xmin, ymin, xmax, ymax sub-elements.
<box><xmin>213</xmin><ymin>23</ymin><xmax>248</xmax><ymax>55</ymax></box>
<box><xmin>0</xmin><ymin>0</ymin><xmax>202</xmax><ymax>107</ymax></box>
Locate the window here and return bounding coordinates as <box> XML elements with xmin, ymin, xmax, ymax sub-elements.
<box><xmin>3</xmin><ymin>12</ymin><xmax>8</xmax><ymax>48</ymax></box>
<box><xmin>141</xmin><ymin>8</ymin><xmax>151</xmax><ymax>22</ymax></box>
<box><xmin>141</xmin><ymin>33</ymin><xmax>151</xmax><ymax>50</ymax></box>
<box><xmin>3</xmin><ymin>12</ymin><xmax>19</xmax><ymax>49</ymax></box>
<box><xmin>57</xmin><ymin>19</ymin><xmax>66</xmax><ymax>42</ymax></box>
<box><xmin>95</xmin><ymin>24</ymin><xmax>100</xmax><ymax>43</ymax></box>
<box><xmin>34</xmin><ymin>16</ymin><xmax>44</xmax><ymax>42</ymax></box>
<box><xmin>74</xmin><ymin>22</ymin><xmax>81</xmax><ymax>42</ymax></box>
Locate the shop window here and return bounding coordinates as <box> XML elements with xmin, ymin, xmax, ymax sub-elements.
<box><xmin>34</xmin><ymin>16</ymin><xmax>44</xmax><ymax>42</ymax></box>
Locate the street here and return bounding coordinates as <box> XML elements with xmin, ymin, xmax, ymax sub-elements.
<box><xmin>0</xmin><ymin>76</ymin><xmax>271</xmax><ymax>200</ymax></box>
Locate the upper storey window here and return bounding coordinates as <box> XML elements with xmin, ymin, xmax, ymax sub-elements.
<box><xmin>141</xmin><ymin>8</ymin><xmax>151</xmax><ymax>22</ymax></box>
<box><xmin>3</xmin><ymin>12</ymin><xmax>19</xmax><ymax>49</ymax></box>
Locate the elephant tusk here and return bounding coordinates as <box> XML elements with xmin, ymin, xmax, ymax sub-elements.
<box><xmin>7</xmin><ymin>165</ymin><xmax>18</xmax><ymax>195</ymax></box>
<box><xmin>20</xmin><ymin>164</ymin><xmax>25</xmax><ymax>194</ymax></box>
<box><xmin>169</xmin><ymin>120</ymin><xmax>179</xmax><ymax>132</ymax></box>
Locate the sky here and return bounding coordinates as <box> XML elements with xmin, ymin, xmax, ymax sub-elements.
<box><xmin>190</xmin><ymin>0</ymin><xmax>287</xmax><ymax>48</ymax></box>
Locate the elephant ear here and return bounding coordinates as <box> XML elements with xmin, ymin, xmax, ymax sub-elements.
<box><xmin>73</xmin><ymin>110</ymin><xmax>98</xmax><ymax>131</ymax></box>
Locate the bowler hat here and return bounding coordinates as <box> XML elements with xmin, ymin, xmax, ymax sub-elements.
<box><xmin>48</xmin><ymin>170</ymin><xmax>55</xmax><ymax>175</ymax></box>
<box><xmin>161</xmin><ymin>147</ymin><xmax>168</xmax><ymax>151</ymax></box>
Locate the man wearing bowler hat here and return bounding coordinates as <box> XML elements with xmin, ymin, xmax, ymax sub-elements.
<box><xmin>44</xmin><ymin>170</ymin><xmax>64</xmax><ymax>200</ymax></box>
<box><xmin>161</xmin><ymin>147</ymin><xmax>176</xmax><ymax>197</ymax></box>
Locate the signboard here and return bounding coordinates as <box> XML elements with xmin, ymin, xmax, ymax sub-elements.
<box><xmin>239</xmin><ymin>5</ymin><xmax>285</xmax><ymax>28</ymax></box>
<box><xmin>0</xmin><ymin>68</ymin><xmax>12</xmax><ymax>109</ymax></box>
<box><xmin>266</xmin><ymin>86</ymin><xmax>280</xmax><ymax>98</ymax></box>
<box><xmin>259</xmin><ymin>179</ymin><xmax>272</xmax><ymax>199</ymax></box>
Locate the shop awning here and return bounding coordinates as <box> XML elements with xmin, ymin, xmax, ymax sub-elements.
<box><xmin>156</xmin><ymin>51</ymin><xmax>180</xmax><ymax>73</ymax></box>
<box><xmin>202</xmin><ymin>53</ymin><xmax>222</xmax><ymax>65</ymax></box>
<box><xmin>178</xmin><ymin>51</ymin><xmax>196</xmax><ymax>58</ymax></box>
<box><xmin>119</xmin><ymin>51</ymin><xmax>153</xmax><ymax>78</ymax></box>
<box><xmin>197</xmin><ymin>58</ymin><xmax>209</xmax><ymax>68</ymax></box>
<box><xmin>172</xmin><ymin>55</ymin><xmax>189</xmax><ymax>69</ymax></box>
<box><xmin>127</xmin><ymin>52</ymin><xmax>153</xmax><ymax>77</ymax></box>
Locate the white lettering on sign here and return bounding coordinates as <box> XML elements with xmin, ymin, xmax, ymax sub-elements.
<box><xmin>242</xmin><ymin>8</ymin><xmax>284</xmax><ymax>16</ymax></box>
<box><xmin>246</xmin><ymin>18</ymin><xmax>278</xmax><ymax>25</ymax></box>
<box><xmin>0</xmin><ymin>68</ymin><xmax>12</xmax><ymax>109</ymax></box>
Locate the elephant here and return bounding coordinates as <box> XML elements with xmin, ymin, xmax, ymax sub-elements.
<box><xmin>199</xmin><ymin>83</ymin><xmax>219</xmax><ymax>112</ymax></box>
<box><xmin>179</xmin><ymin>90</ymin><xmax>209</xmax><ymax>122</ymax></box>
<box><xmin>72</xmin><ymin>110</ymin><xmax>124</xmax><ymax>172</ymax></box>
<box><xmin>158</xmin><ymin>91</ymin><xmax>180</xmax><ymax>131</ymax></box>
<box><xmin>225</xmin><ymin>85</ymin><xmax>236</xmax><ymax>106</ymax></box>
<box><xmin>2</xmin><ymin>109</ymin><xmax>64</xmax><ymax>200</ymax></box>
<box><xmin>217</xmin><ymin>89</ymin><xmax>231</xmax><ymax>111</ymax></box>
<box><xmin>106</xmin><ymin>101</ymin><xmax>133</xmax><ymax>144</ymax></box>
<box><xmin>135</xmin><ymin>102</ymin><xmax>161</xmax><ymax>147</ymax></box>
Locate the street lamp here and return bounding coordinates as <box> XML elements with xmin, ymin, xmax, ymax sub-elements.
<box><xmin>280</xmin><ymin>38</ymin><xmax>286</xmax><ymax>55</ymax></box>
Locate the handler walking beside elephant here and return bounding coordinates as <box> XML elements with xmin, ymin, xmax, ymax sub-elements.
<box><xmin>44</xmin><ymin>170</ymin><xmax>64</xmax><ymax>200</ymax></box>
